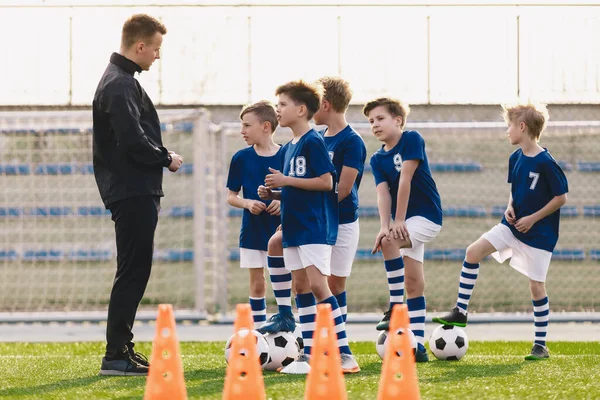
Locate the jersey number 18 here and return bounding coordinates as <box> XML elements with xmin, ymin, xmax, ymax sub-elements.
<box><xmin>289</xmin><ymin>156</ymin><xmax>306</xmax><ymax>177</ymax></box>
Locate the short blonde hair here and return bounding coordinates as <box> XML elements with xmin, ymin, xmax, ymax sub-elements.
<box><xmin>240</xmin><ymin>100</ymin><xmax>278</xmax><ymax>132</ymax></box>
<box><xmin>275</xmin><ymin>80</ymin><xmax>322</xmax><ymax>120</ymax></box>
<box><xmin>121</xmin><ymin>14</ymin><xmax>167</xmax><ymax>49</ymax></box>
<box><xmin>318</xmin><ymin>76</ymin><xmax>353</xmax><ymax>113</ymax></box>
<box><xmin>502</xmin><ymin>103</ymin><xmax>549</xmax><ymax>141</ymax></box>
<box><xmin>363</xmin><ymin>97</ymin><xmax>411</xmax><ymax>129</ymax></box>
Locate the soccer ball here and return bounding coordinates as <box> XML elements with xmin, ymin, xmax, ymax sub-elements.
<box><xmin>429</xmin><ymin>325</ymin><xmax>468</xmax><ymax>360</ymax></box>
<box><xmin>263</xmin><ymin>332</ymin><xmax>300</xmax><ymax>371</ymax></box>
<box><xmin>224</xmin><ymin>329</ymin><xmax>270</xmax><ymax>367</ymax></box>
<box><xmin>376</xmin><ymin>328</ymin><xmax>417</xmax><ymax>359</ymax></box>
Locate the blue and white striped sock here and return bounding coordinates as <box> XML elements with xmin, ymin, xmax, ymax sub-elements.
<box><xmin>267</xmin><ymin>256</ymin><xmax>293</xmax><ymax>316</ymax></box>
<box><xmin>249</xmin><ymin>297</ymin><xmax>266</xmax><ymax>330</ymax></box>
<box><xmin>533</xmin><ymin>297</ymin><xmax>549</xmax><ymax>347</ymax></box>
<box><xmin>457</xmin><ymin>261</ymin><xmax>480</xmax><ymax>314</ymax></box>
<box><xmin>335</xmin><ymin>291</ymin><xmax>347</xmax><ymax>323</ymax></box>
<box><xmin>407</xmin><ymin>296</ymin><xmax>426</xmax><ymax>352</ymax></box>
<box><xmin>384</xmin><ymin>257</ymin><xmax>405</xmax><ymax>309</ymax></box>
<box><xmin>320</xmin><ymin>295</ymin><xmax>352</xmax><ymax>355</ymax></box>
<box><xmin>296</xmin><ymin>292</ymin><xmax>317</xmax><ymax>356</ymax></box>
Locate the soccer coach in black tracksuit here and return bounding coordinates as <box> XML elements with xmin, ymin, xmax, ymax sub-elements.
<box><xmin>92</xmin><ymin>14</ymin><xmax>183</xmax><ymax>376</ymax></box>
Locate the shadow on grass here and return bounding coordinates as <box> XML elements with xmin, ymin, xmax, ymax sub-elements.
<box><xmin>422</xmin><ymin>360</ymin><xmax>526</xmax><ymax>384</ymax></box>
<box><xmin>0</xmin><ymin>376</ymin><xmax>120</xmax><ymax>397</ymax></box>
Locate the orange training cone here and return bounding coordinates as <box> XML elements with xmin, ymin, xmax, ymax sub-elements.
<box><xmin>377</xmin><ymin>304</ymin><xmax>420</xmax><ymax>400</ymax></box>
<box><xmin>305</xmin><ymin>303</ymin><xmax>347</xmax><ymax>400</ymax></box>
<box><xmin>223</xmin><ymin>304</ymin><xmax>266</xmax><ymax>400</ymax></box>
<box><xmin>144</xmin><ymin>304</ymin><xmax>188</xmax><ymax>400</ymax></box>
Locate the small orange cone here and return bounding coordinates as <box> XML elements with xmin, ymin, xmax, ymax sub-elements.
<box><xmin>223</xmin><ymin>304</ymin><xmax>266</xmax><ymax>400</ymax></box>
<box><xmin>144</xmin><ymin>304</ymin><xmax>188</xmax><ymax>400</ymax></box>
<box><xmin>377</xmin><ymin>304</ymin><xmax>420</xmax><ymax>400</ymax></box>
<box><xmin>305</xmin><ymin>303</ymin><xmax>347</xmax><ymax>400</ymax></box>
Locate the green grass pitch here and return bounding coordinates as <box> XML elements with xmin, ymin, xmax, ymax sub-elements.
<box><xmin>1</xmin><ymin>341</ymin><xmax>599</xmax><ymax>399</ymax></box>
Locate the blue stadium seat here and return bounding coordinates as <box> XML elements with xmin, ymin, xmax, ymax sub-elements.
<box><xmin>354</xmin><ymin>248</ymin><xmax>381</xmax><ymax>261</ymax></box>
<box><xmin>68</xmin><ymin>249</ymin><xmax>112</xmax><ymax>262</ymax></box>
<box><xmin>444</xmin><ymin>206</ymin><xmax>487</xmax><ymax>217</ymax></box>
<box><xmin>160</xmin><ymin>121</ymin><xmax>194</xmax><ymax>133</ymax></box>
<box><xmin>229</xmin><ymin>209</ymin><xmax>243</xmax><ymax>218</ymax></box>
<box><xmin>229</xmin><ymin>248</ymin><xmax>241</xmax><ymax>261</ymax></box>
<box><xmin>0</xmin><ymin>164</ymin><xmax>31</xmax><ymax>175</ymax></box>
<box><xmin>154</xmin><ymin>249</ymin><xmax>194</xmax><ymax>262</ymax></box>
<box><xmin>590</xmin><ymin>250</ymin><xmax>600</xmax><ymax>261</ymax></box>
<box><xmin>577</xmin><ymin>162</ymin><xmax>600</xmax><ymax>172</ymax></box>
<box><xmin>0</xmin><ymin>250</ymin><xmax>18</xmax><ymax>261</ymax></box>
<box><xmin>425</xmin><ymin>249</ymin><xmax>466</xmax><ymax>261</ymax></box>
<box><xmin>34</xmin><ymin>163</ymin><xmax>75</xmax><ymax>175</ymax></box>
<box><xmin>583</xmin><ymin>205</ymin><xmax>600</xmax><ymax>217</ymax></box>
<box><xmin>25</xmin><ymin>207</ymin><xmax>73</xmax><ymax>216</ymax></box>
<box><xmin>557</xmin><ymin>161</ymin><xmax>573</xmax><ymax>171</ymax></box>
<box><xmin>78</xmin><ymin>164</ymin><xmax>95</xmax><ymax>174</ymax></box>
<box><xmin>430</xmin><ymin>162</ymin><xmax>482</xmax><ymax>173</ymax></box>
<box><xmin>168</xmin><ymin>206</ymin><xmax>194</xmax><ymax>218</ymax></box>
<box><xmin>492</xmin><ymin>205</ymin><xmax>577</xmax><ymax>217</ymax></box>
<box><xmin>22</xmin><ymin>250</ymin><xmax>64</xmax><ymax>262</ymax></box>
<box><xmin>358</xmin><ymin>207</ymin><xmax>379</xmax><ymax>218</ymax></box>
<box><xmin>177</xmin><ymin>164</ymin><xmax>194</xmax><ymax>174</ymax></box>
<box><xmin>0</xmin><ymin>207</ymin><xmax>23</xmax><ymax>217</ymax></box>
<box><xmin>552</xmin><ymin>249</ymin><xmax>585</xmax><ymax>261</ymax></box>
<box><xmin>76</xmin><ymin>207</ymin><xmax>111</xmax><ymax>216</ymax></box>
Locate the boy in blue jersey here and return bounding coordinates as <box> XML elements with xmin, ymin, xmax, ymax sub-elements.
<box><xmin>258</xmin><ymin>80</ymin><xmax>353</xmax><ymax>374</ymax></box>
<box><xmin>433</xmin><ymin>104</ymin><xmax>568</xmax><ymax>360</ymax></box>
<box><xmin>365</xmin><ymin>98</ymin><xmax>443</xmax><ymax>363</ymax></box>
<box><xmin>258</xmin><ymin>77</ymin><xmax>366</xmax><ymax>374</ymax></box>
<box><xmin>226</xmin><ymin>101</ymin><xmax>284</xmax><ymax>329</ymax></box>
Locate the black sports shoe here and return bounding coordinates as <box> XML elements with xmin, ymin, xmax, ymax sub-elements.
<box><xmin>99</xmin><ymin>346</ymin><xmax>149</xmax><ymax>376</ymax></box>
<box><xmin>376</xmin><ymin>308</ymin><xmax>393</xmax><ymax>331</ymax></box>
<box><xmin>126</xmin><ymin>343</ymin><xmax>149</xmax><ymax>367</ymax></box>
<box><xmin>432</xmin><ymin>307</ymin><xmax>468</xmax><ymax>327</ymax></box>
<box><xmin>525</xmin><ymin>344</ymin><xmax>550</xmax><ymax>360</ymax></box>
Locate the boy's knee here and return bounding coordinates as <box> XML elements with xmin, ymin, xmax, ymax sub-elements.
<box><xmin>529</xmin><ymin>281</ymin><xmax>546</xmax><ymax>299</ymax></box>
<box><xmin>465</xmin><ymin>243</ymin><xmax>483</xmax><ymax>263</ymax></box>
<box><xmin>250</xmin><ymin>275</ymin><xmax>267</xmax><ymax>296</ymax></box>
<box><xmin>293</xmin><ymin>275</ymin><xmax>310</xmax><ymax>294</ymax></box>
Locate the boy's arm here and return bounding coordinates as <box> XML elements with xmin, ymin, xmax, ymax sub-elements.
<box><xmin>257</xmin><ymin>185</ymin><xmax>281</xmax><ymax>201</ymax></box>
<box><xmin>265</xmin><ymin>167</ymin><xmax>333</xmax><ymax>192</ymax></box>
<box><xmin>505</xmin><ymin>193</ymin><xmax>516</xmax><ymax>224</ymax></box>
<box><xmin>227</xmin><ymin>189</ymin><xmax>266</xmax><ymax>215</ymax></box>
<box><xmin>514</xmin><ymin>194</ymin><xmax>567</xmax><ymax>233</ymax></box>
<box><xmin>372</xmin><ymin>182</ymin><xmax>393</xmax><ymax>254</ymax></box>
<box><xmin>337</xmin><ymin>166</ymin><xmax>359</xmax><ymax>202</ymax></box>
<box><xmin>391</xmin><ymin>159</ymin><xmax>419</xmax><ymax>241</ymax></box>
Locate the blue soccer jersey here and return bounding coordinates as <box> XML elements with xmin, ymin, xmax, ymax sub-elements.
<box><xmin>226</xmin><ymin>146</ymin><xmax>285</xmax><ymax>251</ymax></box>
<box><xmin>281</xmin><ymin>129</ymin><xmax>338</xmax><ymax>247</ymax></box>
<box><xmin>369</xmin><ymin>130</ymin><xmax>443</xmax><ymax>225</ymax></box>
<box><xmin>501</xmin><ymin>148</ymin><xmax>569</xmax><ymax>252</ymax></box>
<box><xmin>321</xmin><ymin>125</ymin><xmax>367</xmax><ymax>224</ymax></box>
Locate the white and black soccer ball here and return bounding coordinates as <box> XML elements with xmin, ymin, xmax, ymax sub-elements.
<box><xmin>263</xmin><ymin>332</ymin><xmax>300</xmax><ymax>371</ymax></box>
<box><xmin>429</xmin><ymin>325</ymin><xmax>468</xmax><ymax>361</ymax></box>
<box><xmin>376</xmin><ymin>328</ymin><xmax>417</xmax><ymax>360</ymax></box>
<box><xmin>224</xmin><ymin>329</ymin><xmax>270</xmax><ymax>367</ymax></box>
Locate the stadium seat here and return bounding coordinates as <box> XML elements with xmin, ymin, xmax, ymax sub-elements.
<box><xmin>0</xmin><ymin>207</ymin><xmax>23</xmax><ymax>217</ymax></box>
<box><xmin>425</xmin><ymin>248</ymin><xmax>466</xmax><ymax>261</ymax></box>
<box><xmin>444</xmin><ymin>206</ymin><xmax>487</xmax><ymax>217</ymax></box>
<box><xmin>76</xmin><ymin>207</ymin><xmax>111</xmax><ymax>216</ymax></box>
<box><xmin>552</xmin><ymin>249</ymin><xmax>585</xmax><ymax>261</ymax></box>
<box><xmin>160</xmin><ymin>121</ymin><xmax>194</xmax><ymax>133</ymax></box>
<box><xmin>0</xmin><ymin>164</ymin><xmax>31</xmax><ymax>175</ymax></box>
<box><xmin>168</xmin><ymin>206</ymin><xmax>194</xmax><ymax>217</ymax></box>
<box><xmin>0</xmin><ymin>250</ymin><xmax>18</xmax><ymax>261</ymax></box>
<box><xmin>577</xmin><ymin>162</ymin><xmax>600</xmax><ymax>172</ymax></box>
<box><xmin>154</xmin><ymin>249</ymin><xmax>194</xmax><ymax>262</ymax></box>
<box><xmin>34</xmin><ymin>163</ymin><xmax>75</xmax><ymax>175</ymax></box>
<box><xmin>590</xmin><ymin>249</ymin><xmax>600</xmax><ymax>261</ymax></box>
<box><xmin>583</xmin><ymin>205</ymin><xmax>600</xmax><ymax>217</ymax></box>
<box><xmin>68</xmin><ymin>249</ymin><xmax>112</xmax><ymax>262</ymax></box>
<box><xmin>558</xmin><ymin>161</ymin><xmax>573</xmax><ymax>171</ymax></box>
<box><xmin>22</xmin><ymin>250</ymin><xmax>64</xmax><ymax>262</ymax></box>
<box><xmin>26</xmin><ymin>207</ymin><xmax>73</xmax><ymax>216</ymax></box>
<box><xmin>362</xmin><ymin>162</ymin><xmax>482</xmax><ymax>173</ymax></box>
<box><xmin>492</xmin><ymin>205</ymin><xmax>578</xmax><ymax>217</ymax></box>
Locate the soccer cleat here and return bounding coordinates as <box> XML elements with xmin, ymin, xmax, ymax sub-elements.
<box><xmin>99</xmin><ymin>347</ymin><xmax>149</xmax><ymax>376</ymax></box>
<box><xmin>340</xmin><ymin>353</ymin><xmax>361</xmax><ymax>374</ymax></box>
<box><xmin>414</xmin><ymin>347</ymin><xmax>429</xmax><ymax>363</ymax></box>
<box><xmin>524</xmin><ymin>344</ymin><xmax>550</xmax><ymax>360</ymax></box>
<box><xmin>278</xmin><ymin>353</ymin><xmax>310</xmax><ymax>374</ymax></box>
<box><xmin>432</xmin><ymin>307</ymin><xmax>468</xmax><ymax>327</ymax></box>
<box><xmin>376</xmin><ymin>308</ymin><xmax>393</xmax><ymax>331</ymax></box>
<box><xmin>126</xmin><ymin>343</ymin><xmax>149</xmax><ymax>367</ymax></box>
<box><xmin>256</xmin><ymin>313</ymin><xmax>296</xmax><ymax>334</ymax></box>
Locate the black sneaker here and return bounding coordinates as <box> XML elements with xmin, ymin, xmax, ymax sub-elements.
<box><xmin>524</xmin><ymin>344</ymin><xmax>550</xmax><ymax>360</ymax></box>
<box><xmin>376</xmin><ymin>308</ymin><xmax>392</xmax><ymax>331</ymax></box>
<box><xmin>415</xmin><ymin>347</ymin><xmax>429</xmax><ymax>363</ymax></box>
<box><xmin>432</xmin><ymin>307</ymin><xmax>468</xmax><ymax>327</ymax></box>
<box><xmin>126</xmin><ymin>343</ymin><xmax>149</xmax><ymax>367</ymax></box>
<box><xmin>99</xmin><ymin>347</ymin><xmax>149</xmax><ymax>376</ymax></box>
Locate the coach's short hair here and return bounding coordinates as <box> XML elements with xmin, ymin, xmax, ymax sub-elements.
<box><xmin>121</xmin><ymin>14</ymin><xmax>167</xmax><ymax>49</ymax></box>
<box><xmin>275</xmin><ymin>80</ymin><xmax>322</xmax><ymax>120</ymax></box>
<box><xmin>240</xmin><ymin>100</ymin><xmax>278</xmax><ymax>132</ymax></box>
<box><xmin>363</xmin><ymin>97</ymin><xmax>411</xmax><ymax>129</ymax></box>
<box><xmin>502</xmin><ymin>103</ymin><xmax>549</xmax><ymax>141</ymax></box>
<box><xmin>318</xmin><ymin>76</ymin><xmax>353</xmax><ymax>113</ymax></box>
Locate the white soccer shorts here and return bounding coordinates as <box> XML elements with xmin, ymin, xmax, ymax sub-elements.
<box><xmin>283</xmin><ymin>244</ymin><xmax>332</xmax><ymax>276</ymax></box>
<box><xmin>239</xmin><ymin>248</ymin><xmax>268</xmax><ymax>269</ymax></box>
<box><xmin>400</xmin><ymin>216</ymin><xmax>442</xmax><ymax>263</ymax></box>
<box><xmin>330</xmin><ymin>219</ymin><xmax>360</xmax><ymax>277</ymax></box>
<box><xmin>481</xmin><ymin>223</ymin><xmax>552</xmax><ymax>282</ymax></box>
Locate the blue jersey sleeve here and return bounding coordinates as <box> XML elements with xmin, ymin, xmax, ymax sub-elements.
<box><xmin>342</xmin><ymin>135</ymin><xmax>367</xmax><ymax>172</ymax></box>
<box><xmin>402</xmin><ymin>131</ymin><xmax>425</xmax><ymax>162</ymax></box>
<box><xmin>544</xmin><ymin>158</ymin><xmax>569</xmax><ymax>196</ymax></box>
<box><xmin>370</xmin><ymin>154</ymin><xmax>386</xmax><ymax>186</ymax></box>
<box><xmin>226</xmin><ymin>152</ymin><xmax>243</xmax><ymax>192</ymax></box>
<box><xmin>307</xmin><ymin>136</ymin><xmax>335</xmax><ymax>177</ymax></box>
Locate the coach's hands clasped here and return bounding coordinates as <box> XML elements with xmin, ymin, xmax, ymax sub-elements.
<box><xmin>168</xmin><ymin>151</ymin><xmax>184</xmax><ymax>172</ymax></box>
